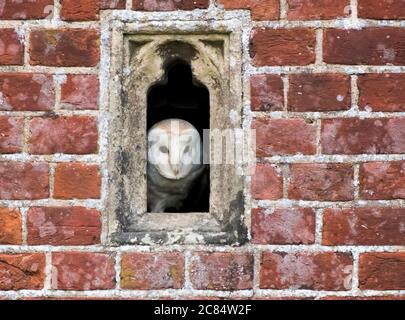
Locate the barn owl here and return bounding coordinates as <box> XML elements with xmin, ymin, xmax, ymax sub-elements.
<box><xmin>147</xmin><ymin>119</ymin><xmax>207</xmax><ymax>213</ymax></box>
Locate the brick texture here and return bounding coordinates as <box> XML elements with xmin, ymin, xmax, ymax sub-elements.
<box><xmin>0</xmin><ymin>208</ymin><xmax>22</xmax><ymax>245</ymax></box>
<box><xmin>28</xmin><ymin>116</ymin><xmax>98</xmax><ymax>154</ymax></box>
<box><xmin>358</xmin><ymin>0</ymin><xmax>405</xmax><ymax>20</ymax></box>
<box><xmin>121</xmin><ymin>252</ymin><xmax>184</xmax><ymax>289</ymax></box>
<box><xmin>260</xmin><ymin>252</ymin><xmax>353</xmax><ymax>290</ymax></box>
<box><xmin>252</xmin><ymin>208</ymin><xmax>315</xmax><ymax>244</ymax></box>
<box><xmin>359</xmin><ymin>253</ymin><xmax>405</xmax><ymax>290</ymax></box>
<box><xmin>218</xmin><ymin>0</ymin><xmax>279</xmax><ymax>20</ymax></box>
<box><xmin>0</xmin><ymin>253</ymin><xmax>45</xmax><ymax>290</ymax></box>
<box><xmin>61</xmin><ymin>0</ymin><xmax>99</xmax><ymax>21</ymax></box>
<box><xmin>0</xmin><ymin>162</ymin><xmax>49</xmax><ymax>200</ymax></box>
<box><xmin>54</xmin><ymin>163</ymin><xmax>101</xmax><ymax>199</ymax></box>
<box><xmin>254</xmin><ymin>118</ymin><xmax>317</xmax><ymax>156</ymax></box>
<box><xmin>288</xmin><ymin>163</ymin><xmax>354</xmax><ymax>201</ymax></box>
<box><xmin>0</xmin><ymin>0</ymin><xmax>54</xmax><ymax>20</ymax></box>
<box><xmin>27</xmin><ymin>207</ymin><xmax>101</xmax><ymax>245</ymax></box>
<box><xmin>323</xmin><ymin>208</ymin><xmax>405</xmax><ymax>245</ymax></box>
<box><xmin>61</xmin><ymin>74</ymin><xmax>99</xmax><ymax>110</ymax></box>
<box><xmin>30</xmin><ymin>29</ymin><xmax>100</xmax><ymax>67</ymax></box>
<box><xmin>250</xmin><ymin>74</ymin><xmax>284</xmax><ymax>111</ymax></box>
<box><xmin>190</xmin><ymin>252</ymin><xmax>254</xmax><ymax>290</ymax></box>
<box><xmin>321</xmin><ymin>118</ymin><xmax>405</xmax><ymax>154</ymax></box>
<box><xmin>0</xmin><ymin>29</ymin><xmax>24</xmax><ymax>65</ymax></box>
<box><xmin>324</xmin><ymin>28</ymin><xmax>405</xmax><ymax>65</ymax></box>
<box><xmin>251</xmin><ymin>163</ymin><xmax>283</xmax><ymax>200</ymax></box>
<box><xmin>0</xmin><ymin>116</ymin><xmax>23</xmax><ymax>153</ymax></box>
<box><xmin>287</xmin><ymin>0</ymin><xmax>350</xmax><ymax>20</ymax></box>
<box><xmin>250</xmin><ymin>28</ymin><xmax>316</xmax><ymax>66</ymax></box>
<box><xmin>52</xmin><ymin>252</ymin><xmax>116</xmax><ymax>290</ymax></box>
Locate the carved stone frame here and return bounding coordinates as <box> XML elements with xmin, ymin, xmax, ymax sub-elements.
<box><xmin>103</xmin><ymin>11</ymin><xmax>249</xmax><ymax>245</ymax></box>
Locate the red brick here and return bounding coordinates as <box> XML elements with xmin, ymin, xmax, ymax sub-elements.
<box><xmin>324</xmin><ymin>28</ymin><xmax>405</xmax><ymax>65</ymax></box>
<box><xmin>28</xmin><ymin>116</ymin><xmax>98</xmax><ymax>154</ymax></box>
<box><xmin>30</xmin><ymin>29</ymin><xmax>100</xmax><ymax>67</ymax></box>
<box><xmin>27</xmin><ymin>207</ymin><xmax>101</xmax><ymax>245</ymax></box>
<box><xmin>359</xmin><ymin>253</ymin><xmax>405</xmax><ymax>290</ymax></box>
<box><xmin>100</xmin><ymin>0</ymin><xmax>126</xmax><ymax>9</ymax></box>
<box><xmin>358</xmin><ymin>74</ymin><xmax>405</xmax><ymax>112</ymax></box>
<box><xmin>61</xmin><ymin>74</ymin><xmax>99</xmax><ymax>110</ymax></box>
<box><xmin>323</xmin><ymin>208</ymin><xmax>405</xmax><ymax>246</ymax></box>
<box><xmin>321</xmin><ymin>118</ymin><xmax>405</xmax><ymax>154</ymax></box>
<box><xmin>260</xmin><ymin>252</ymin><xmax>353</xmax><ymax>290</ymax></box>
<box><xmin>250</xmin><ymin>28</ymin><xmax>316</xmax><ymax>66</ymax></box>
<box><xmin>360</xmin><ymin>161</ymin><xmax>405</xmax><ymax>200</ymax></box>
<box><xmin>0</xmin><ymin>208</ymin><xmax>22</xmax><ymax>245</ymax></box>
<box><xmin>0</xmin><ymin>29</ymin><xmax>24</xmax><ymax>65</ymax></box>
<box><xmin>132</xmin><ymin>0</ymin><xmax>209</xmax><ymax>10</ymax></box>
<box><xmin>251</xmin><ymin>163</ymin><xmax>283</xmax><ymax>200</ymax></box>
<box><xmin>252</xmin><ymin>208</ymin><xmax>315</xmax><ymax>244</ymax></box>
<box><xmin>250</xmin><ymin>74</ymin><xmax>283</xmax><ymax>111</ymax></box>
<box><xmin>190</xmin><ymin>252</ymin><xmax>253</xmax><ymax>290</ymax></box>
<box><xmin>218</xmin><ymin>0</ymin><xmax>279</xmax><ymax>20</ymax></box>
<box><xmin>54</xmin><ymin>163</ymin><xmax>101</xmax><ymax>199</ymax></box>
<box><xmin>0</xmin><ymin>253</ymin><xmax>45</xmax><ymax>290</ymax></box>
<box><xmin>0</xmin><ymin>162</ymin><xmax>49</xmax><ymax>200</ymax></box>
<box><xmin>52</xmin><ymin>252</ymin><xmax>116</xmax><ymax>290</ymax></box>
<box><xmin>121</xmin><ymin>252</ymin><xmax>184</xmax><ymax>290</ymax></box>
<box><xmin>288</xmin><ymin>163</ymin><xmax>354</xmax><ymax>201</ymax></box>
<box><xmin>0</xmin><ymin>73</ymin><xmax>55</xmax><ymax>111</ymax></box>
<box><xmin>61</xmin><ymin>0</ymin><xmax>99</xmax><ymax>21</ymax></box>
<box><xmin>288</xmin><ymin>74</ymin><xmax>351</xmax><ymax>112</ymax></box>
<box><xmin>253</xmin><ymin>118</ymin><xmax>316</xmax><ymax>156</ymax></box>
<box><xmin>0</xmin><ymin>117</ymin><xmax>23</xmax><ymax>153</ymax></box>
<box><xmin>287</xmin><ymin>0</ymin><xmax>350</xmax><ymax>20</ymax></box>
<box><xmin>0</xmin><ymin>0</ymin><xmax>54</xmax><ymax>19</ymax></box>
<box><xmin>359</xmin><ymin>0</ymin><xmax>405</xmax><ymax>20</ymax></box>
<box><xmin>321</xmin><ymin>295</ymin><xmax>405</xmax><ymax>300</ymax></box>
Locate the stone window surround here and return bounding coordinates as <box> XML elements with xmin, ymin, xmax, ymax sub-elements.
<box><xmin>101</xmin><ymin>10</ymin><xmax>252</xmax><ymax>245</ymax></box>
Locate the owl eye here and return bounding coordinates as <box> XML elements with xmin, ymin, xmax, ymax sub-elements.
<box><xmin>159</xmin><ymin>146</ymin><xmax>169</xmax><ymax>154</ymax></box>
<box><xmin>184</xmin><ymin>146</ymin><xmax>190</xmax><ymax>154</ymax></box>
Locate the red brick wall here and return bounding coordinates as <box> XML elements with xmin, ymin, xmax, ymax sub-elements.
<box><xmin>0</xmin><ymin>0</ymin><xmax>404</xmax><ymax>300</ymax></box>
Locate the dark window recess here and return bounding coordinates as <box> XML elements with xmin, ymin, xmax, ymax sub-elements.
<box><xmin>147</xmin><ymin>60</ymin><xmax>210</xmax><ymax>213</ymax></box>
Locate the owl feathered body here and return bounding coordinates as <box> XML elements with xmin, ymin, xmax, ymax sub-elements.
<box><xmin>147</xmin><ymin>119</ymin><xmax>208</xmax><ymax>213</ymax></box>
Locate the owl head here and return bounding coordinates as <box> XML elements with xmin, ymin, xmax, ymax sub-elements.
<box><xmin>148</xmin><ymin>119</ymin><xmax>202</xmax><ymax>180</ymax></box>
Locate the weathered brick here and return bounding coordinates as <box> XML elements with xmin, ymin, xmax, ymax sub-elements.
<box><xmin>0</xmin><ymin>73</ymin><xmax>55</xmax><ymax>111</ymax></box>
<box><xmin>260</xmin><ymin>252</ymin><xmax>353</xmax><ymax>290</ymax></box>
<box><xmin>251</xmin><ymin>163</ymin><xmax>283</xmax><ymax>200</ymax></box>
<box><xmin>218</xmin><ymin>0</ymin><xmax>279</xmax><ymax>20</ymax></box>
<box><xmin>324</xmin><ymin>28</ymin><xmax>405</xmax><ymax>65</ymax></box>
<box><xmin>288</xmin><ymin>74</ymin><xmax>351</xmax><ymax>112</ymax></box>
<box><xmin>0</xmin><ymin>208</ymin><xmax>22</xmax><ymax>245</ymax></box>
<box><xmin>253</xmin><ymin>118</ymin><xmax>317</xmax><ymax>156</ymax></box>
<box><xmin>30</xmin><ymin>29</ymin><xmax>100</xmax><ymax>67</ymax></box>
<box><xmin>27</xmin><ymin>207</ymin><xmax>101</xmax><ymax>245</ymax></box>
<box><xmin>61</xmin><ymin>0</ymin><xmax>99</xmax><ymax>21</ymax></box>
<box><xmin>100</xmin><ymin>0</ymin><xmax>126</xmax><ymax>9</ymax></box>
<box><xmin>0</xmin><ymin>117</ymin><xmax>23</xmax><ymax>153</ymax></box>
<box><xmin>287</xmin><ymin>0</ymin><xmax>350</xmax><ymax>20</ymax></box>
<box><xmin>0</xmin><ymin>29</ymin><xmax>24</xmax><ymax>65</ymax></box>
<box><xmin>121</xmin><ymin>252</ymin><xmax>184</xmax><ymax>290</ymax></box>
<box><xmin>61</xmin><ymin>74</ymin><xmax>99</xmax><ymax>110</ymax></box>
<box><xmin>359</xmin><ymin>0</ymin><xmax>405</xmax><ymax>20</ymax></box>
<box><xmin>190</xmin><ymin>252</ymin><xmax>253</xmax><ymax>290</ymax></box>
<box><xmin>250</xmin><ymin>28</ymin><xmax>316</xmax><ymax>66</ymax></box>
<box><xmin>0</xmin><ymin>162</ymin><xmax>49</xmax><ymax>200</ymax></box>
<box><xmin>54</xmin><ymin>163</ymin><xmax>101</xmax><ymax>199</ymax></box>
<box><xmin>360</xmin><ymin>161</ymin><xmax>405</xmax><ymax>200</ymax></box>
<box><xmin>28</xmin><ymin>116</ymin><xmax>98</xmax><ymax>154</ymax></box>
<box><xmin>321</xmin><ymin>118</ymin><xmax>405</xmax><ymax>154</ymax></box>
<box><xmin>358</xmin><ymin>74</ymin><xmax>405</xmax><ymax>112</ymax></box>
<box><xmin>0</xmin><ymin>0</ymin><xmax>54</xmax><ymax>19</ymax></box>
<box><xmin>359</xmin><ymin>253</ymin><xmax>405</xmax><ymax>290</ymax></box>
<box><xmin>132</xmin><ymin>0</ymin><xmax>209</xmax><ymax>10</ymax></box>
<box><xmin>250</xmin><ymin>74</ymin><xmax>283</xmax><ymax>111</ymax></box>
<box><xmin>323</xmin><ymin>207</ymin><xmax>405</xmax><ymax>246</ymax></box>
<box><xmin>0</xmin><ymin>253</ymin><xmax>45</xmax><ymax>290</ymax></box>
<box><xmin>288</xmin><ymin>163</ymin><xmax>354</xmax><ymax>201</ymax></box>
<box><xmin>252</xmin><ymin>208</ymin><xmax>315</xmax><ymax>244</ymax></box>
<box><xmin>52</xmin><ymin>252</ymin><xmax>116</xmax><ymax>290</ymax></box>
